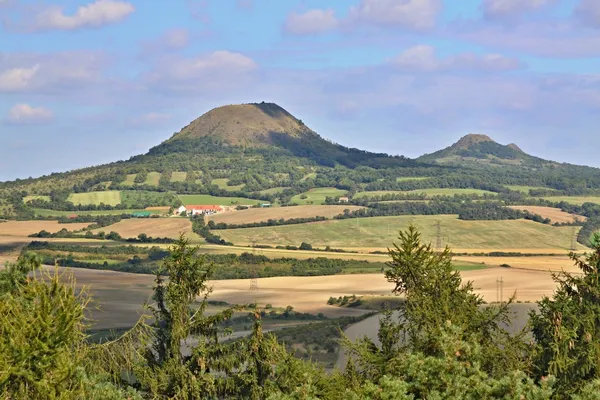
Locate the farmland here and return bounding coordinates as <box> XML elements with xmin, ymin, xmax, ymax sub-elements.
<box><xmin>291</xmin><ymin>188</ymin><xmax>347</xmax><ymax>205</ymax></box>
<box><xmin>540</xmin><ymin>196</ymin><xmax>600</xmax><ymax>205</ymax></box>
<box><xmin>121</xmin><ymin>174</ymin><xmax>137</xmax><ymax>186</ymax></box>
<box><xmin>259</xmin><ymin>187</ymin><xmax>290</xmax><ymax>195</ymax></box>
<box><xmin>508</xmin><ymin>205</ymin><xmax>586</xmax><ymax>223</ymax></box>
<box><xmin>354</xmin><ymin>188</ymin><xmax>497</xmax><ymax>199</ymax></box>
<box><xmin>91</xmin><ymin>218</ymin><xmax>194</xmax><ymax>239</ymax></box>
<box><xmin>33</xmin><ymin>208</ymin><xmax>162</xmax><ymax>217</ymax></box>
<box><xmin>505</xmin><ymin>185</ymin><xmax>554</xmax><ymax>193</ymax></box>
<box><xmin>0</xmin><ymin>221</ymin><xmax>91</xmax><ymax>236</ymax></box>
<box><xmin>217</xmin><ymin>214</ymin><xmax>584</xmax><ymax>251</ymax></box>
<box><xmin>212</xmin><ymin>178</ymin><xmax>245</xmax><ymax>191</ymax></box>
<box><xmin>178</xmin><ymin>194</ymin><xmax>261</xmax><ymax>206</ymax></box>
<box><xmin>208</xmin><ymin>205</ymin><xmax>364</xmax><ymax>225</ymax></box>
<box><xmin>170</xmin><ymin>171</ymin><xmax>187</xmax><ymax>182</ymax></box>
<box><xmin>23</xmin><ymin>195</ymin><xmax>51</xmax><ymax>203</ymax></box>
<box><xmin>67</xmin><ymin>191</ymin><xmax>122</xmax><ymax>206</ymax></box>
<box><xmin>143</xmin><ymin>171</ymin><xmax>161</xmax><ymax>186</ymax></box>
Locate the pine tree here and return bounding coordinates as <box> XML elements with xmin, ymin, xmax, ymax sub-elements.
<box><xmin>530</xmin><ymin>233</ymin><xmax>600</xmax><ymax>396</ymax></box>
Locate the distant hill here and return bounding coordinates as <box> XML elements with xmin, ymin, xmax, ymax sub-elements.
<box><xmin>418</xmin><ymin>134</ymin><xmax>546</xmax><ymax>166</ymax></box>
<box><xmin>2</xmin><ymin>103</ymin><xmax>600</xmax><ymax>215</ymax></box>
<box><xmin>170</xmin><ymin>102</ymin><xmax>317</xmax><ymax>147</ymax></box>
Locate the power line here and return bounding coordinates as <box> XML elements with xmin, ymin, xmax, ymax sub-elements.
<box><xmin>570</xmin><ymin>225</ymin><xmax>578</xmax><ymax>252</ymax></box>
<box><xmin>496</xmin><ymin>277</ymin><xmax>504</xmax><ymax>303</ymax></box>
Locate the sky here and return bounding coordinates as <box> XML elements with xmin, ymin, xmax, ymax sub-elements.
<box><xmin>1</xmin><ymin>0</ymin><xmax>600</xmax><ymax>181</ymax></box>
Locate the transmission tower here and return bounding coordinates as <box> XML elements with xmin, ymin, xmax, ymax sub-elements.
<box><xmin>570</xmin><ymin>225</ymin><xmax>578</xmax><ymax>252</ymax></box>
<box><xmin>432</xmin><ymin>220</ymin><xmax>448</xmax><ymax>252</ymax></box>
<box><xmin>496</xmin><ymin>276</ymin><xmax>504</xmax><ymax>303</ymax></box>
<box><xmin>249</xmin><ymin>240</ymin><xmax>259</xmax><ymax>291</ymax></box>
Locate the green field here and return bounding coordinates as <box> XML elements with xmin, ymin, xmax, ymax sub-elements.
<box><xmin>506</xmin><ymin>185</ymin><xmax>554</xmax><ymax>193</ymax></box>
<box><xmin>170</xmin><ymin>171</ymin><xmax>187</xmax><ymax>182</ymax></box>
<box><xmin>406</xmin><ymin>188</ymin><xmax>496</xmax><ymax>197</ymax></box>
<box><xmin>23</xmin><ymin>195</ymin><xmax>51</xmax><ymax>203</ymax></box>
<box><xmin>540</xmin><ymin>196</ymin><xmax>600</xmax><ymax>205</ymax></box>
<box><xmin>300</xmin><ymin>172</ymin><xmax>317</xmax><ymax>182</ymax></box>
<box><xmin>396</xmin><ymin>177</ymin><xmax>430</xmax><ymax>182</ymax></box>
<box><xmin>67</xmin><ymin>191</ymin><xmax>121</xmax><ymax>206</ymax></box>
<box><xmin>291</xmin><ymin>188</ymin><xmax>347</xmax><ymax>205</ymax></box>
<box><xmin>178</xmin><ymin>194</ymin><xmax>262</xmax><ymax>206</ymax></box>
<box><xmin>260</xmin><ymin>187</ymin><xmax>291</xmax><ymax>195</ymax></box>
<box><xmin>212</xmin><ymin>178</ymin><xmax>245</xmax><ymax>191</ymax></box>
<box><xmin>218</xmin><ymin>215</ymin><xmax>582</xmax><ymax>250</ymax></box>
<box><xmin>143</xmin><ymin>172</ymin><xmax>161</xmax><ymax>186</ymax></box>
<box><xmin>121</xmin><ymin>174</ymin><xmax>137</xmax><ymax>186</ymax></box>
<box><xmin>33</xmin><ymin>208</ymin><xmax>161</xmax><ymax>217</ymax></box>
<box><xmin>355</xmin><ymin>188</ymin><xmax>496</xmax><ymax>199</ymax></box>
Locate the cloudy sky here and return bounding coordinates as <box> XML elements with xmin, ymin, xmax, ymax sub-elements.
<box><xmin>1</xmin><ymin>0</ymin><xmax>599</xmax><ymax>181</ymax></box>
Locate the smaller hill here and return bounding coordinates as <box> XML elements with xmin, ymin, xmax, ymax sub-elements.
<box><xmin>418</xmin><ymin>134</ymin><xmax>543</xmax><ymax>166</ymax></box>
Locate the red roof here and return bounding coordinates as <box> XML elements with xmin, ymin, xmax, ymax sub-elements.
<box><xmin>186</xmin><ymin>205</ymin><xmax>222</xmax><ymax>211</ymax></box>
<box><xmin>67</xmin><ymin>214</ymin><xmax>78</xmax><ymax>219</ymax></box>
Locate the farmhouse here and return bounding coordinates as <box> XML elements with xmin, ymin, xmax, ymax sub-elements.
<box><xmin>338</xmin><ymin>196</ymin><xmax>349</xmax><ymax>203</ymax></box>
<box><xmin>183</xmin><ymin>205</ymin><xmax>222</xmax><ymax>216</ymax></box>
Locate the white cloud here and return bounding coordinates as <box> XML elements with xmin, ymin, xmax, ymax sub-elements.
<box><xmin>284</xmin><ymin>9</ymin><xmax>338</xmax><ymax>35</ymax></box>
<box><xmin>0</xmin><ymin>52</ymin><xmax>108</xmax><ymax>93</ymax></box>
<box><xmin>348</xmin><ymin>0</ymin><xmax>442</xmax><ymax>30</ymax></box>
<box><xmin>0</xmin><ymin>64</ymin><xmax>39</xmax><ymax>92</ymax></box>
<box><xmin>31</xmin><ymin>0</ymin><xmax>134</xmax><ymax>31</ymax></box>
<box><xmin>481</xmin><ymin>0</ymin><xmax>554</xmax><ymax>20</ymax></box>
<box><xmin>574</xmin><ymin>0</ymin><xmax>600</xmax><ymax>28</ymax></box>
<box><xmin>143</xmin><ymin>50</ymin><xmax>258</xmax><ymax>93</ymax></box>
<box><xmin>6</xmin><ymin>104</ymin><xmax>53</xmax><ymax>125</ymax></box>
<box><xmin>390</xmin><ymin>45</ymin><xmax>523</xmax><ymax>72</ymax></box>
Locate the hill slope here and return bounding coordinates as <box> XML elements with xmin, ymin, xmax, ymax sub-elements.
<box><xmin>418</xmin><ymin>134</ymin><xmax>545</xmax><ymax>166</ymax></box>
<box><xmin>171</xmin><ymin>102</ymin><xmax>317</xmax><ymax>147</ymax></box>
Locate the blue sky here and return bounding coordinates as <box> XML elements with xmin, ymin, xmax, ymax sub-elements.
<box><xmin>1</xmin><ymin>0</ymin><xmax>600</xmax><ymax>181</ymax></box>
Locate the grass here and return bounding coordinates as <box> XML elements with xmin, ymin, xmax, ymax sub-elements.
<box><xmin>355</xmin><ymin>188</ymin><xmax>496</xmax><ymax>199</ymax></box>
<box><xmin>405</xmin><ymin>188</ymin><xmax>497</xmax><ymax>196</ymax></box>
<box><xmin>178</xmin><ymin>194</ymin><xmax>262</xmax><ymax>206</ymax></box>
<box><xmin>291</xmin><ymin>188</ymin><xmax>347</xmax><ymax>205</ymax></box>
<box><xmin>300</xmin><ymin>172</ymin><xmax>317</xmax><ymax>182</ymax></box>
<box><xmin>506</xmin><ymin>185</ymin><xmax>555</xmax><ymax>193</ymax></box>
<box><xmin>121</xmin><ymin>174</ymin><xmax>137</xmax><ymax>186</ymax></box>
<box><xmin>540</xmin><ymin>196</ymin><xmax>600</xmax><ymax>205</ymax></box>
<box><xmin>396</xmin><ymin>177</ymin><xmax>430</xmax><ymax>182</ymax></box>
<box><xmin>212</xmin><ymin>178</ymin><xmax>245</xmax><ymax>191</ymax></box>
<box><xmin>23</xmin><ymin>195</ymin><xmax>51</xmax><ymax>203</ymax></box>
<box><xmin>143</xmin><ymin>172</ymin><xmax>161</xmax><ymax>186</ymax></box>
<box><xmin>170</xmin><ymin>172</ymin><xmax>187</xmax><ymax>182</ymax></box>
<box><xmin>218</xmin><ymin>215</ymin><xmax>583</xmax><ymax>251</ymax></box>
<box><xmin>260</xmin><ymin>187</ymin><xmax>291</xmax><ymax>195</ymax></box>
<box><xmin>67</xmin><ymin>191</ymin><xmax>121</xmax><ymax>206</ymax></box>
<box><xmin>33</xmin><ymin>208</ymin><xmax>161</xmax><ymax>217</ymax></box>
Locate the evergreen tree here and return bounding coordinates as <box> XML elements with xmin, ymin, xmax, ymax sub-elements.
<box><xmin>530</xmin><ymin>233</ymin><xmax>600</xmax><ymax>397</ymax></box>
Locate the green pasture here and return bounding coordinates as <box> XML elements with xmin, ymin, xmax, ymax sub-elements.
<box><xmin>170</xmin><ymin>172</ymin><xmax>187</xmax><ymax>182</ymax></box>
<box><xmin>67</xmin><ymin>191</ymin><xmax>121</xmax><ymax>206</ymax></box>
<box><xmin>212</xmin><ymin>178</ymin><xmax>245</xmax><ymax>191</ymax></box>
<box><xmin>178</xmin><ymin>194</ymin><xmax>262</xmax><ymax>206</ymax></box>
<box><xmin>291</xmin><ymin>188</ymin><xmax>347</xmax><ymax>205</ymax></box>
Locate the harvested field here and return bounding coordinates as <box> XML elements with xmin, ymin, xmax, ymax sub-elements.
<box><xmin>453</xmin><ymin>255</ymin><xmax>580</xmax><ymax>273</ymax></box>
<box><xmin>42</xmin><ymin>261</ymin><xmax>563</xmax><ymax>330</ymax></box>
<box><xmin>218</xmin><ymin>215</ymin><xmax>586</xmax><ymax>251</ymax></box>
<box><xmin>508</xmin><ymin>206</ymin><xmax>586</xmax><ymax>224</ymax></box>
<box><xmin>92</xmin><ymin>218</ymin><xmax>193</xmax><ymax>239</ymax></box>
<box><xmin>208</xmin><ymin>205</ymin><xmax>364</xmax><ymax>225</ymax></box>
<box><xmin>145</xmin><ymin>206</ymin><xmax>171</xmax><ymax>212</ymax></box>
<box><xmin>0</xmin><ymin>221</ymin><xmax>91</xmax><ymax>236</ymax></box>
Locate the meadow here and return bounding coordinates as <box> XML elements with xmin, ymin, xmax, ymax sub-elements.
<box><xmin>354</xmin><ymin>188</ymin><xmax>497</xmax><ymax>199</ymax></box>
<box><xmin>121</xmin><ymin>174</ymin><xmax>137</xmax><ymax>186</ymax></box>
<box><xmin>178</xmin><ymin>194</ymin><xmax>262</xmax><ymax>206</ymax></box>
<box><xmin>143</xmin><ymin>171</ymin><xmax>161</xmax><ymax>186</ymax></box>
<box><xmin>218</xmin><ymin>214</ymin><xmax>584</xmax><ymax>251</ymax></box>
<box><xmin>396</xmin><ymin>177</ymin><xmax>430</xmax><ymax>182</ymax></box>
<box><xmin>540</xmin><ymin>196</ymin><xmax>600</xmax><ymax>205</ymax></box>
<box><xmin>259</xmin><ymin>187</ymin><xmax>290</xmax><ymax>195</ymax></box>
<box><xmin>505</xmin><ymin>185</ymin><xmax>555</xmax><ymax>193</ymax></box>
<box><xmin>67</xmin><ymin>191</ymin><xmax>122</xmax><ymax>206</ymax></box>
<box><xmin>208</xmin><ymin>205</ymin><xmax>364</xmax><ymax>225</ymax></box>
<box><xmin>23</xmin><ymin>195</ymin><xmax>51</xmax><ymax>203</ymax></box>
<box><xmin>212</xmin><ymin>178</ymin><xmax>245</xmax><ymax>191</ymax></box>
<box><xmin>170</xmin><ymin>171</ymin><xmax>187</xmax><ymax>182</ymax></box>
<box><xmin>291</xmin><ymin>188</ymin><xmax>347</xmax><ymax>205</ymax></box>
